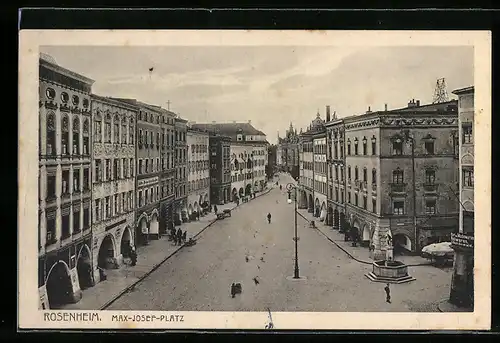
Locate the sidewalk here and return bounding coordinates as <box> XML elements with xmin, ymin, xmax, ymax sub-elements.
<box><xmin>296</xmin><ymin>209</ymin><xmax>431</xmax><ymax>266</ymax></box>
<box><xmin>62</xmin><ymin>184</ymin><xmax>275</xmax><ymax>310</ymax></box>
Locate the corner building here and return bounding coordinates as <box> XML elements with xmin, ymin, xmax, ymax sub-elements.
<box><xmin>38</xmin><ymin>54</ymin><xmax>94</xmax><ymax>309</ymax></box>
<box><xmin>186</xmin><ymin>127</ymin><xmax>211</xmax><ymax>218</ymax></box>
<box><xmin>209</xmin><ymin>134</ymin><xmax>232</xmax><ymax>205</ymax></box>
<box><xmin>343</xmin><ymin>100</ymin><xmax>459</xmax><ymax>258</ymax></box>
<box><xmin>90</xmin><ymin>95</ymin><xmax>137</xmax><ymax>283</ymax></box>
<box><xmin>448</xmin><ymin>86</ymin><xmax>475</xmax><ymax>309</ymax></box>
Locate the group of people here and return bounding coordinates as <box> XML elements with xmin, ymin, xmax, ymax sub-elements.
<box><xmin>169</xmin><ymin>227</ymin><xmax>187</xmax><ymax>246</ymax></box>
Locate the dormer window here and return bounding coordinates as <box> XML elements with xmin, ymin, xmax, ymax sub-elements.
<box><xmin>237</xmin><ymin>134</ymin><xmax>243</xmax><ymax>141</ymax></box>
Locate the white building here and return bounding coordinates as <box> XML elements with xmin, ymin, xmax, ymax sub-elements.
<box><xmin>191</xmin><ymin>121</ymin><xmax>268</xmax><ymax>201</ymax></box>
<box><xmin>186</xmin><ymin>127</ymin><xmax>210</xmax><ymax>217</ymax></box>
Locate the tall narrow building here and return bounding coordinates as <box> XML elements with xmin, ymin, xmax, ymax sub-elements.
<box><xmin>38</xmin><ymin>54</ymin><xmax>94</xmax><ymax>309</ymax></box>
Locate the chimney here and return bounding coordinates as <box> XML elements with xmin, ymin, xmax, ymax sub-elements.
<box><xmin>384</xmin><ymin>103</ymin><xmax>388</xmax><ymax>111</ymax></box>
<box><xmin>366</xmin><ymin>106</ymin><xmax>371</xmax><ymax>114</ymax></box>
<box><xmin>326</xmin><ymin>105</ymin><xmax>331</xmax><ymax>122</ymax></box>
<box><xmin>416</xmin><ymin>100</ymin><xmax>420</xmax><ymax>107</ymax></box>
<box><xmin>408</xmin><ymin>99</ymin><xmax>418</xmax><ymax>108</ymax></box>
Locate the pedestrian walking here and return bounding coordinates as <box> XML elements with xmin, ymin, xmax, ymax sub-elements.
<box><xmin>279</xmin><ymin>185</ymin><xmax>282</xmax><ymax>190</ymax></box>
<box><xmin>130</xmin><ymin>247</ymin><xmax>137</xmax><ymax>266</ymax></box>
<box><xmin>182</xmin><ymin>231</ymin><xmax>187</xmax><ymax>244</ymax></box>
<box><xmin>176</xmin><ymin>228</ymin><xmax>182</xmax><ymax>246</ymax></box>
<box><xmin>214</xmin><ymin>205</ymin><xmax>218</xmax><ymax>214</ymax></box>
<box><xmin>267</xmin><ymin>213</ymin><xmax>272</xmax><ymax>224</ymax></box>
<box><xmin>384</xmin><ymin>283</ymin><xmax>391</xmax><ymax>303</ymax></box>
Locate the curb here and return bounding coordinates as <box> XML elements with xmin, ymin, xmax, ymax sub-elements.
<box><xmin>99</xmin><ymin>186</ymin><xmax>274</xmax><ymax>310</ymax></box>
<box><xmin>296</xmin><ymin>211</ymin><xmax>433</xmax><ymax>267</ymax></box>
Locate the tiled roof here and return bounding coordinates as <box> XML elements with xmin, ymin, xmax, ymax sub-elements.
<box><xmin>191</xmin><ymin>122</ymin><xmax>266</xmax><ymax>141</ymax></box>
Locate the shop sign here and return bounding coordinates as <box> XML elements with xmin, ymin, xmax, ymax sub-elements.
<box><xmin>451</xmin><ymin>233</ymin><xmax>474</xmax><ymax>249</ymax></box>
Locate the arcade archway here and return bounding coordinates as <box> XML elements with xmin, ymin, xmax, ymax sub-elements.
<box><xmin>188</xmin><ymin>204</ymin><xmax>193</xmax><ymax>215</ymax></box>
<box><xmin>150</xmin><ymin>213</ymin><xmax>159</xmax><ymax>236</ymax></box>
<box><xmin>239</xmin><ymin>187</ymin><xmax>244</xmax><ymax>197</ymax></box>
<box><xmin>46</xmin><ymin>261</ymin><xmax>73</xmax><ymax>309</ymax></box>
<box><xmin>98</xmin><ymin>234</ymin><xmax>116</xmax><ymax>270</ymax></box>
<box><xmin>300</xmin><ymin>191</ymin><xmax>307</xmax><ymax>209</ymax></box>
<box><xmin>308</xmin><ymin>194</ymin><xmax>314</xmax><ymax>212</ymax></box>
<box><xmin>314</xmin><ymin>198</ymin><xmax>320</xmax><ymax>217</ymax></box>
<box><xmin>339</xmin><ymin>212</ymin><xmax>347</xmax><ymax>232</ymax></box>
<box><xmin>76</xmin><ymin>245</ymin><xmax>93</xmax><ymax>290</ymax></box>
<box><xmin>245</xmin><ymin>184</ymin><xmax>252</xmax><ymax>195</ymax></box>
<box><xmin>362</xmin><ymin>225</ymin><xmax>371</xmax><ymax>246</ymax></box>
<box><xmin>120</xmin><ymin>226</ymin><xmax>132</xmax><ymax>258</ymax></box>
<box><xmin>393</xmin><ymin>233</ymin><xmax>412</xmax><ymax>254</ymax></box>
<box><xmin>320</xmin><ymin>202</ymin><xmax>327</xmax><ymax>221</ymax></box>
<box><xmin>327</xmin><ymin>206</ymin><xmax>333</xmax><ymax>226</ymax></box>
<box><xmin>333</xmin><ymin>209</ymin><xmax>340</xmax><ymax>229</ymax></box>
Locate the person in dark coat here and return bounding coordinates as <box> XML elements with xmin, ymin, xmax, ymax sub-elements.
<box><xmin>214</xmin><ymin>205</ymin><xmax>218</xmax><ymax>214</ymax></box>
<box><xmin>176</xmin><ymin>228</ymin><xmax>182</xmax><ymax>246</ymax></box>
<box><xmin>267</xmin><ymin>213</ymin><xmax>272</xmax><ymax>224</ymax></box>
<box><xmin>384</xmin><ymin>283</ymin><xmax>391</xmax><ymax>303</ymax></box>
<box><xmin>182</xmin><ymin>231</ymin><xmax>187</xmax><ymax>244</ymax></box>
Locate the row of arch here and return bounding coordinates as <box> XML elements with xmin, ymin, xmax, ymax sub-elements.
<box><xmin>44</xmin><ymin>226</ymin><xmax>133</xmax><ymax>309</ymax></box>
<box><xmin>187</xmin><ymin>194</ymin><xmax>210</xmax><ymax>215</ymax></box>
<box><xmin>231</xmin><ymin>182</ymin><xmax>259</xmax><ymax>200</ymax></box>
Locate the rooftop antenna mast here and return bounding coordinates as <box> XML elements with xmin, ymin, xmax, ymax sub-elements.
<box><xmin>432</xmin><ymin>78</ymin><xmax>449</xmax><ymax>103</ymax></box>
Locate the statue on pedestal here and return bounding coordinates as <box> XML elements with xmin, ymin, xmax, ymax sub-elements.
<box><xmin>385</xmin><ymin>233</ymin><xmax>394</xmax><ymax>265</ymax></box>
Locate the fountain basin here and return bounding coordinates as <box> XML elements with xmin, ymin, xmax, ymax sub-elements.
<box><xmin>365</xmin><ymin>260</ymin><xmax>416</xmax><ymax>284</ymax></box>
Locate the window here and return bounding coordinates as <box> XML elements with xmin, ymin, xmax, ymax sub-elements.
<box><xmin>62</xmin><ymin>211</ymin><xmax>70</xmax><ymax>238</ymax></box>
<box><xmin>371</xmin><ymin>137</ymin><xmax>376</xmax><ymax>155</ymax></box>
<box><xmin>348</xmin><ymin>166</ymin><xmax>351</xmax><ymax>180</ymax></box>
<box><xmin>94</xmin><ymin>199</ymin><xmax>101</xmax><ymax>222</ymax></box>
<box><xmin>463</xmin><ymin>211</ymin><xmax>474</xmax><ymax>233</ymax></box>
<box><xmin>130</xmin><ymin>159</ymin><xmax>134</xmax><ymax>177</ymax></box>
<box><xmin>393</xmin><ymin>201</ymin><xmax>404</xmax><ymax>215</ymax></box>
<box><xmin>425</xmin><ymin>141</ymin><xmax>434</xmax><ymax>155</ymax></box>
<box><xmin>122</xmin><ymin>123</ymin><xmax>127</xmax><ymax>144</ymax></box>
<box><xmin>95</xmin><ymin>160</ymin><xmax>102</xmax><ymax>182</ymax></box>
<box><xmin>425</xmin><ymin>199</ymin><xmax>436</xmax><ymax>214</ymax></box>
<box><xmin>46</xmin><ymin>113</ymin><xmax>56</xmax><ymax>155</ymax></box>
<box><xmin>122</xmin><ymin>158</ymin><xmax>127</xmax><ymax>178</ymax></box>
<box><xmin>354</xmin><ymin>138</ymin><xmax>358</xmax><ymax>155</ymax></box>
<box><xmin>157</xmin><ymin>132</ymin><xmax>160</xmax><ymax>148</ymax></box>
<box><xmin>425</xmin><ymin>169</ymin><xmax>436</xmax><ymax>184</ymax></box>
<box><xmin>139</xmin><ymin>160</ymin><xmax>143</xmax><ymax>175</ymax></box>
<box><xmin>105</xmin><ymin>159</ymin><xmax>111</xmax><ymax>180</ymax></box>
<box><xmin>83</xmin><ymin>207</ymin><xmax>89</xmax><ymax>229</ymax></box>
<box><xmin>362</xmin><ymin>138</ymin><xmax>367</xmax><ymax>155</ymax></box>
<box><xmin>72</xmin><ymin>118</ymin><xmax>80</xmax><ymax>154</ymax></box>
<box><xmin>62</xmin><ymin>170</ymin><xmax>70</xmax><ymax>195</ymax></box>
<box><xmin>347</xmin><ymin>140</ymin><xmax>351</xmax><ymax>155</ymax></box>
<box><xmin>348</xmin><ymin>192</ymin><xmax>351</xmax><ymax>203</ymax></box>
<box><xmin>94</xmin><ymin>118</ymin><xmax>102</xmax><ymax>143</ymax></box>
<box><xmin>61</xmin><ymin>115</ymin><xmax>69</xmax><ymax>155</ymax></box>
<box><xmin>139</xmin><ymin>129</ymin><xmax>143</xmax><ymax>147</ymax></box>
<box><xmin>105</xmin><ymin>196</ymin><xmax>110</xmax><ymax>218</ymax></box>
<box><xmin>372</xmin><ymin>169</ymin><xmax>376</xmax><ymax>184</ymax></box>
<box><xmin>73</xmin><ymin>208</ymin><xmax>80</xmax><ymax>232</ymax></box>
<box><xmin>83</xmin><ymin>119</ymin><xmax>89</xmax><ymax>155</ymax></box>
<box><xmin>46</xmin><ymin>212</ymin><xmax>56</xmax><ymax>243</ymax></box>
<box><xmin>462</xmin><ymin>123</ymin><xmax>473</xmax><ymax>144</ymax></box>
<box><xmin>354</xmin><ymin>166</ymin><xmax>359</xmax><ymax>181</ymax></box>
<box><xmin>83</xmin><ymin>168</ymin><xmax>89</xmax><ymax>190</ymax></box>
<box><xmin>392</xmin><ymin>168</ymin><xmax>404</xmax><ymax>184</ymax></box>
<box><xmin>113</xmin><ymin>159</ymin><xmax>119</xmax><ymax>180</ymax></box>
<box><xmin>354</xmin><ymin>193</ymin><xmax>358</xmax><ymax>206</ymax></box>
<box><xmin>392</xmin><ymin>138</ymin><xmax>403</xmax><ymax>155</ymax></box>
<box><xmin>46</xmin><ymin>173</ymin><xmax>56</xmax><ymax>200</ymax></box>
<box><xmin>129</xmin><ymin>121</ymin><xmax>134</xmax><ymax>144</ymax></box>
<box><xmin>363</xmin><ymin>196</ymin><xmax>367</xmax><ymax>210</ymax></box>
<box><xmin>73</xmin><ymin>169</ymin><xmax>80</xmax><ymax>192</ymax></box>
<box><xmin>114</xmin><ymin>194</ymin><xmax>119</xmax><ymax>215</ymax></box>
<box><xmin>463</xmin><ymin>168</ymin><xmax>474</xmax><ymax>188</ymax></box>
<box><xmin>363</xmin><ymin>168</ymin><xmax>367</xmax><ymax>182</ymax></box>
<box><xmin>105</xmin><ymin>114</ymin><xmax>111</xmax><ymax>143</ymax></box>
<box><xmin>138</xmin><ymin>190</ymin><xmax>143</xmax><ymax>207</ymax></box>
<box><xmin>372</xmin><ymin>199</ymin><xmax>376</xmax><ymax>213</ymax></box>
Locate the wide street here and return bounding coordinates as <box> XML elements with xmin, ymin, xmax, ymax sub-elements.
<box><xmin>108</xmin><ymin>174</ymin><xmax>452</xmax><ymax>312</ymax></box>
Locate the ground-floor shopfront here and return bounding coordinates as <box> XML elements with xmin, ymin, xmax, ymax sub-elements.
<box><xmin>38</xmin><ymin>236</ymin><xmax>93</xmax><ymax>309</ymax></box>
<box><xmin>160</xmin><ymin>197</ymin><xmax>175</xmax><ymax>236</ymax></box>
<box><xmin>210</xmin><ymin>183</ymin><xmax>231</xmax><ymax>205</ymax></box>
<box><xmin>449</xmin><ymin>232</ymin><xmax>474</xmax><ymax>309</ymax></box>
<box><xmin>173</xmin><ymin>197</ymin><xmax>188</xmax><ymax>225</ymax></box>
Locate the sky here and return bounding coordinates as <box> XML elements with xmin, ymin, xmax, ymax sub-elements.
<box><xmin>40</xmin><ymin>45</ymin><xmax>473</xmax><ymax>144</ymax></box>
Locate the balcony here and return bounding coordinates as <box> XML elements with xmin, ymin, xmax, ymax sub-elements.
<box><xmin>390</xmin><ymin>183</ymin><xmax>407</xmax><ymax>194</ymax></box>
<box><xmin>423</xmin><ymin>183</ymin><xmax>438</xmax><ymax>194</ymax></box>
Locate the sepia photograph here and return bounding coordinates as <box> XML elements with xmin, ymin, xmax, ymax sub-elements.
<box><xmin>18</xmin><ymin>30</ymin><xmax>491</xmax><ymax>330</ymax></box>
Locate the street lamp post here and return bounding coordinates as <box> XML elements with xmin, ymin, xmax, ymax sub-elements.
<box><xmin>286</xmin><ymin>182</ymin><xmax>300</xmax><ymax>279</ymax></box>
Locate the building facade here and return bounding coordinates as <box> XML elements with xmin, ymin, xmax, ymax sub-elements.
<box><xmin>90</xmin><ymin>95</ymin><xmax>137</xmax><ymax>283</ymax></box>
<box><xmin>326</xmin><ymin>112</ymin><xmax>347</xmax><ymax>231</ymax></box>
<box><xmin>192</xmin><ymin>122</ymin><xmax>268</xmax><ymax>201</ymax></box>
<box><xmin>159</xmin><ymin>108</ymin><xmax>176</xmax><ymax>236</ymax></box>
<box><xmin>449</xmin><ymin>86</ymin><xmax>475</xmax><ymax>308</ymax></box>
<box><xmin>134</xmin><ymin>102</ymin><xmax>163</xmax><ymax>245</ymax></box>
<box><xmin>186</xmin><ymin>127</ymin><xmax>211</xmax><ymax>219</ymax></box>
<box><xmin>343</xmin><ymin>100</ymin><xmax>459</xmax><ymax>258</ymax></box>
<box><xmin>38</xmin><ymin>54</ymin><xmax>94</xmax><ymax>309</ymax></box>
<box><xmin>209</xmin><ymin>134</ymin><xmax>232</xmax><ymax>205</ymax></box>
<box><xmin>298</xmin><ymin>111</ymin><xmax>327</xmax><ymax>216</ymax></box>
<box><xmin>174</xmin><ymin>117</ymin><xmax>188</xmax><ymax>224</ymax></box>
<box><xmin>277</xmin><ymin>123</ymin><xmax>300</xmax><ymax>179</ymax></box>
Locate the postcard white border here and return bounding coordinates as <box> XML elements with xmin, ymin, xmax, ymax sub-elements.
<box><xmin>18</xmin><ymin>30</ymin><xmax>491</xmax><ymax>330</ymax></box>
